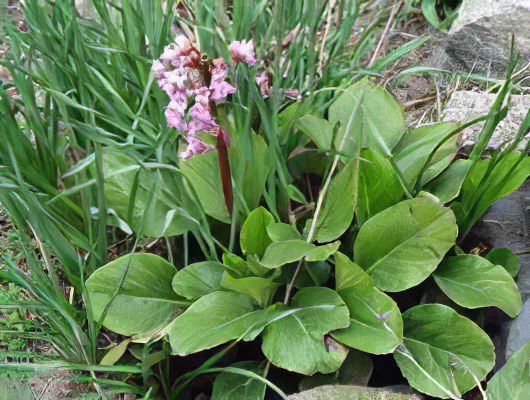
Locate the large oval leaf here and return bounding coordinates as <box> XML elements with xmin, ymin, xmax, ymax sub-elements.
<box><xmin>393</xmin><ymin>122</ymin><xmax>458</xmax><ymax>190</ymax></box>
<box><xmin>172</xmin><ymin>261</ymin><xmax>225</xmax><ymax>300</ymax></box>
<box><xmin>434</xmin><ymin>255</ymin><xmax>522</xmax><ymax>317</ymax></box>
<box><xmin>168</xmin><ymin>291</ymin><xmax>261</xmax><ymax>355</ymax></box>
<box><xmin>86</xmin><ymin>253</ymin><xmax>186</xmax><ymax>336</ymax></box>
<box><xmin>260</xmin><ymin>240</ymin><xmax>315</xmax><ymax>268</ymax></box>
<box><xmin>356</xmin><ymin>148</ymin><xmax>405</xmax><ymax>225</ymax></box>
<box><xmin>487</xmin><ymin>342</ymin><xmax>530</xmax><ymax>400</ymax></box>
<box><xmin>331</xmin><ymin>253</ymin><xmax>403</xmax><ymax>354</ymax></box>
<box><xmin>354</xmin><ymin>196</ymin><xmax>458</xmax><ymax>292</ymax></box>
<box><xmin>261</xmin><ymin>287</ymin><xmax>350</xmax><ymax>375</ymax></box>
<box><xmin>485</xmin><ymin>247</ymin><xmax>520</xmax><ymax>277</ymax></box>
<box><xmin>394</xmin><ymin>304</ymin><xmax>495</xmax><ymax>399</ymax></box>
<box><xmin>181</xmin><ymin>150</ymin><xmax>230</xmax><ymax>223</ymax></box>
<box><xmin>313</xmin><ymin>158</ymin><xmax>359</xmax><ymax>243</ymax></box>
<box><xmin>100</xmin><ymin>151</ymin><xmax>192</xmax><ymax>237</ymax></box>
<box><xmin>330</xmin><ymin>80</ymin><xmax>405</xmax><ymax>157</ymax></box>
<box><xmin>221</xmin><ymin>272</ymin><xmax>281</xmax><ymax>308</ymax></box>
<box><xmin>240</xmin><ymin>207</ymin><xmax>274</xmax><ymax>258</ymax></box>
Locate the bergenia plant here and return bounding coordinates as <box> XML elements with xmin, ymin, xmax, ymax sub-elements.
<box><xmin>81</xmin><ymin>33</ymin><xmax>529</xmax><ymax>400</ymax></box>
<box><xmin>1</xmin><ymin>2</ymin><xmax>529</xmax><ymax>400</ymax></box>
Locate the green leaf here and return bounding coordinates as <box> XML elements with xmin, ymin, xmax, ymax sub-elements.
<box><xmin>233</xmin><ymin>133</ymin><xmax>272</xmax><ymax>210</ymax></box>
<box><xmin>433</xmin><ymin>255</ymin><xmax>522</xmax><ymax>317</ymax></box>
<box><xmin>296</xmin><ymin>114</ymin><xmax>333</xmax><ymax>150</ymax></box>
<box><xmin>457</xmin><ymin>154</ymin><xmax>530</xmax><ymax>229</ymax></box>
<box><xmin>221</xmin><ymin>271</ymin><xmax>281</xmax><ymax>307</ymax></box>
<box><xmin>298</xmin><ymin>350</ymin><xmax>373</xmax><ymax>391</ymax></box>
<box><xmin>240</xmin><ymin>207</ymin><xmax>274</xmax><ymax>257</ymax></box>
<box><xmin>261</xmin><ymin>240</ymin><xmax>315</xmax><ymax>268</ymax></box>
<box><xmin>306</xmin><ymin>242</ymin><xmax>341</xmax><ymax>262</ymax></box>
<box><xmin>421</xmin><ymin>0</ymin><xmax>458</xmax><ymax>30</ymax></box>
<box><xmin>266</xmin><ymin>223</ymin><xmax>301</xmax><ymax>242</ymax></box>
<box><xmin>294</xmin><ymin>261</ymin><xmax>331</xmax><ymax>288</ymax></box>
<box><xmin>86</xmin><ymin>253</ymin><xmax>185</xmax><ymax>336</ymax></box>
<box><xmin>357</xmin><ymin>148</ymin><xmax>405</xmax><ymax>225</ymax></box>
<box><xmin>354</xmin><ymin>196</ymin><xmax>458</xmax><ymax>292</ymax></box>
<box><xmin>172</xmin><ymin>261</ymin><xmax>225</xmax><ymax>300</ymax></box>
<box><xmin>168</xmin><ymin>291</ymin><xmax>260</xmax><ymax>355</ymax></box>
<box><xmin>99</xmin><ymin>339</ymin><xmax>131</xmax><ymax>366</ymax></box>
<box><xmin>181</xmin><ymin>150</ymin><xmax>230</xmax><ymax>223</ymax></box>
<box><xmin>212</xmin><ymin>361</ymin><xmax>266</xmax><ymax>400</ymax></box>
<box><xmin>394</xmin><ymin>304</ymin><xmax>495</xmax><ymax>399</ymax></box>
<box><xmin>487</xmin><ymin>342</ymin><xmax>530</xmax><ymax>400</ymax></box>
<box><xmin>222</xmin><ymin>252</ymin><xmax>252</xmax><ymax>276</ymax></box>
<box><xmin>330</xmin><ymin>80</ymin><xmax>405</xmax><ymax>157</ymax></box>
<box><xmin>313</xmin><ymin>158</ymin><xmax>359</xmax><ymax>243</ymax></box>
<box><xmin>334</xmin><ymin>252</ymin><xmax>372</xmax><ymax>291</ymax></box>
<box><xmin>100</xmin><ymin>150</ymin><xmax>191</xmax><ymax>237</ymax></box>
<box><xmin>261</xmin><ymin>287</ymin><xmax>350</xmax><ymax>375</ymax></box>
<box><xmin>485</xmin><ymin>247</ymin><xmax>520</xmax><ymax>277</ymax></box>
<box><xmin>332</xmin><ymin>253</ymin><xmax>403</xmax><ymax>354</ymax></box>
<box><xmin>425</xmin><ymin>159</ymin><xmax>471</xmax><ymax>204</ymax></box>
<box><xmin>394</xmin><ymin>122</ymin><xmax>458</xmax><ymax>190</ymax></box>
<box><xmin>288</xmin><ymin>184</ymin><xmax>308</xmax><ymax>204</ymax></box>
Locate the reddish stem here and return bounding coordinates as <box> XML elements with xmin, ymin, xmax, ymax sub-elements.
<box><xmin>216</xmin><ymin>128</ymin><xmax>233</xmax><ymax>215</ymax></box>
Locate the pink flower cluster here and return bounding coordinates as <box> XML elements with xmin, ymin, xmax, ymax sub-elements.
<box><xmin>153</xmin><ymin>35</ymin><xmax>256</xmax><ymax>159</ymax></box>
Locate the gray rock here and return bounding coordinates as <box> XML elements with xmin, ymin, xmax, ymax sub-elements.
<box><xmin>288</xmin><ymin>385</ymin><xmax>424</xmax><ymax>400</ymax></box>
<box><xmin>442</xmin><ymin>91</ymin><xmax>530</xmax><ymax>149</ymax></box>
<box><xmin>430</xmin><ymin>0</ymin><xmax>530</xmax><ymax>74</ymax></box>
<box><xmin>506</xmin><ymin>299</ymin><xmax>530</xmax><ymax>358</ymax></box>
<box><xmin>75</xmin><ymin>0</ymin><xmax>96</xmax><ymax>18</ymax></box>
<box><xmin>470</xmin><ymin>181</ymin><xmax>530</xmax><ymax>365</ymax></box>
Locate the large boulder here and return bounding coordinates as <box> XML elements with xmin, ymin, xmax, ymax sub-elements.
<box><xmin>288</xmin><ymin>385</ymin><xmax>424</xmax><ymax>400</ymax></box>
<box><xmin>442</xmin><ymin>91</ymin><xmax>530</xmax><ymax>149</ymax></box>
<box><xmin>75</xmin><ymin>0</ymin><xmax>96</xmax><ymax>18</ymax></box>
<box><xmin>430</xmin><ymin>0</ymin><xmax>530</xmax><ymax>74</ymax></box>
<box><xmin>468</xmin><ymin>181</ymin><xmax>530</xmax><ymax>365</ymax></box>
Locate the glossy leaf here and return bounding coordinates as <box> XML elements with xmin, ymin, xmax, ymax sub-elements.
<box><xmin>357</xmin><ymin>148</ymin><xmax>404</xmax><ymax>225</ymax></box>
<box><xmin>221</xmin><ymin>271</ymin><xmax>281</xmax><ymax>307</ymax></box>
<box><xmin>313</xmin><ymin>158</ymin><xmax>359</xmax><ymax>243</ymax></box>
<box><xmin>306</xmin><ymin>241</ymin><xmax>341</xmax><ymax>262</ymax></box>
<box><xmin>433</xmin><ymin>255</ymin><xmax>522</xmax><ymax>317</ymax></box>
<box><xmin>100</xmin><ymin>151</ymin><xmax>191</xmax><ymax>237</ymax></box>
<box><xmin>168</xmin><ymin>291</ymin><xmax>260</xmax><ymax>355</ymax></box>
<box><xmin>332</xmin><ymin>253</ymin><xmax>403</xmax><ymax>354</ymax></box>
<box><xmin>296</xmin><ymin>114</ymin><xmax>333</xmax><ymax>150</ymax></box>
<box><xmin>298</xmin><ymin>350</ymin><xmax>373</xmax><ymax>390</ymax></box>
<box><xmin>334</xmin><ymin>252</ymin><xmax>372</xmax><ymax>291</ymax></box>
<box><xmin>330</xmin><ymin>80</ymin><xmax>405</xmax><ymax>157</ymax></box>
<box><xmin>181</xmin><ymin>150</ymin><xmax>230</xmax><ymax>223</ymax></box>
<box><xmin>86</xmin><ymin>253</ymin><xmax>186</xmax><ymax>336</ymax></box>
<box><xmin>394</xmin><ymin>122</ymin><xmax>458</xmax><ymax>190</ymax></box>
<box><xmin>394</xmin><ymin>304</ymin><xmax>495</xmax><ymax>399</ymax></box>
<box><xmin>99</xmin><ymin>339</ymin><xmax>131</xmax><ymax>366</ymax></box>
<box><xmin>240</xmin><ymin>207</ymin><xmax>274</xmax><ymax>257</ymax></box>
<box><xmin>172</xmin><ymin>261</ymin><xmax>225</xmax><ymax>300</ymax></box>
<box><xmin>266</xmin><ymin>223</ymin><xmax>301</xmax><ymax>242</ymax></box>
<box><xmin>354</xmin><ymin>196</ymin><xmax>458</xmax><ymax>292</ymax></box>
<box><xmin>261</xmin><ymin>287</ymin><xmax>350</xmax><ymax>375</ymax></box>
<box><xmin>425</xmin><ymin>159</ymin><xmax>471</xmax><ymax>204</ymax></box>
<box><xmin>486</xmin><ymin>247</ymin><xmax>520</xmax><ymax>277</ymax></box>
<box><xmin>261</xmin><ymin>240</ymin><xmax>314</xmax><ymax>268</ymax></box>
<box><xmin>487</xmin><ymin>342</ymin><xmax>530</xmax><ymax>400</ymax></box>
<box><xmin>232</xmin><ymin>133</ymin><xmax>272</xmax><ymax>210</ymax></box>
